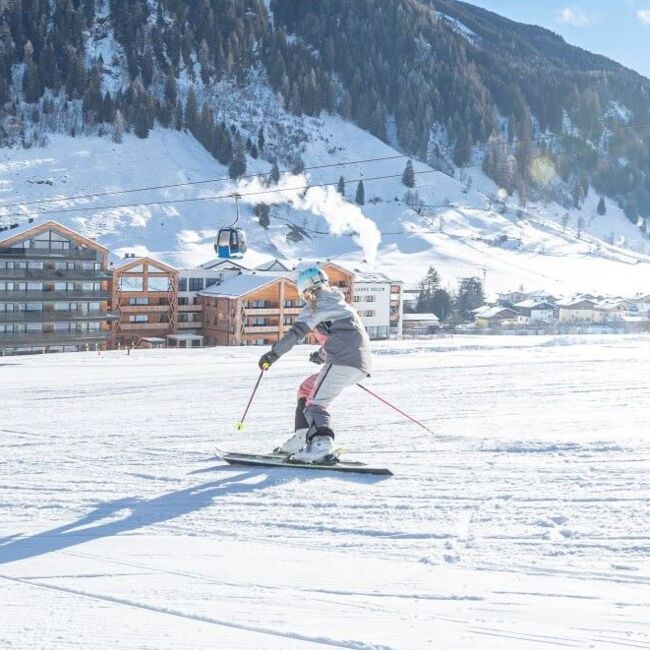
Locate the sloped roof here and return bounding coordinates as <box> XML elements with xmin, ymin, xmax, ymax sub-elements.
<box><xmin>402</xmin><ymin>313</ymin><xmax>440</xmax><ymax>322</ymax></box>
<box><xmin>199</xmin><ymin>272</ymin><xmax>293</xmax><ymax>298</ymax></box>
<box><xmin>556</xmin><ymin>298</ymin><xmax>598</xmax><ymax>309</ymax></box>
<box><xmin>255</xmin><ymin>258</ymin><xmax>292</xmax><ymax>272</ymax></box>
<box><xmin>477</xmin><ymin>307</ymin><xmax>519</xmax><ymax>319</ymax></box>
<box><xmin>0</xmin><ymin>219</ymin><xmax>108</xmax><ymax>251</ymax></box>
<box><xmin>514</xmin><ymin>299</ymin><xmax>555</xmax><ymax>309</ymax></box>
<box><xmin>200</xmin><ymin>258</ymin><xmax>249</xmax><ymax>271</ymax></box>
<box><xmin>111</xmin><ymin>255</ymin><xmax>178</xmax><ymax>273</ymax></box>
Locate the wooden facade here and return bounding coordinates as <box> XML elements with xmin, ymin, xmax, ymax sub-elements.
<box><xmin>111</xmin><ymin>256</ymin><xmax>179</xmax><ymax>348</ymax></box>
<box><xmin>200</xmin><ymin>264</ymin><xmax>355</xmax><ymax>347</ymax></box>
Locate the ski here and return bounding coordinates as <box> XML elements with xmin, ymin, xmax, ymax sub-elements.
<box><xmin>215</xmin><ymin>449</ymin><xmax>393</xmax><ymax>476</ymax></box>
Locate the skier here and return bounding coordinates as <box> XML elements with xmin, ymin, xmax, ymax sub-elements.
<box><xmin>258</xmin><ymin>266</ymin><xmax>372</xmax><ymax>462</ymax></box>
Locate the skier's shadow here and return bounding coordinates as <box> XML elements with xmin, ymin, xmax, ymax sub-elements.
<box><xmin>0</xmin><ymin>467</ymin><xmax>294</xmax><ymax>566</ymax></box>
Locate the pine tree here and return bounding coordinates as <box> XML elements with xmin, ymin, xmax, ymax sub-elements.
<box><xmin>597</xmin><ymin>197</ymin><xmax>606</xmax><ymax>216</ymax></box>
<box><xmin>134</xmin><ymin>106</ymin><xmax>149</xmax><ymax>139</ymax></box>
<box><xmin>184</xmin><ymin>88</ymin><xmax>198</xmax><ymax>134</ymax></box>
<box><xmin>112</xmin><ymin>109</ymin><xmax>125</xmax><ymax>143</ymax></box>
<box><xmin>269</xmin><ymin>160</ymin><xmax>280</xmax><ymax>184</ymax></box>
<box><xmin>229</xmin><ymin>144</ymin><xmax>246</xmax><ymax>179</ymax></box>
<box><xmin>254</xmin><ymin>203</ymin><xmax>270</xmax><ymax>228</ymax></box>
<box><xmin>258</xmin><ymin>126</ymin><xmax>265</xmax><ymax>151</ymax></box>
<box><xmin>355</xmin><ymin>180</ymin><xmax>365</xmax><ymax>206</ymax></box>
<box><xmin>337</xmin><ymin>176</ymin><xmax>345</xmax><ymax>196</ymax></box>
<box><xmin>402</xmin><ymin>159</ymin><xmax>415</xmax><ymax>188</ymax></box>
<box><xmin>455</xmin><ymin>277</ymin><xmax>485</xmax><ymax>320</ymax></box>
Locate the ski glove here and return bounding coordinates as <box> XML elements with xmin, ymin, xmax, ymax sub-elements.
<box><xmin>259</xmin><ymin>351</ymin><xmax>279</xmax><ymax>370</ymax></box>
<box><xmin>309</xmin><ymin>350</ymin><xmax>325</xmax><ymax>365</ymax></box>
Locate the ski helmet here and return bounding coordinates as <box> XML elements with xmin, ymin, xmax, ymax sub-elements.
<box><xmin>296</xmin><ymin>266</ymin><xmax>329</xmax><ymax>298</ymax></box>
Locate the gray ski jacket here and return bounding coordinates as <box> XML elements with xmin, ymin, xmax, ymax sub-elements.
<box><xmin>271</xmin><ymin>286</ymin><xmax>372</xmax><ymax>375</ymax></box>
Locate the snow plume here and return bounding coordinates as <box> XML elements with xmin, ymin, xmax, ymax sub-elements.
<box><xmin>235</xmin><ymin>174</ymin><xmax>382</xmax><ymax>263</ymax></box>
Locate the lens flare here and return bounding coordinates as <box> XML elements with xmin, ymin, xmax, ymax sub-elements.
<box><xmin>529</xmin><ymin>156</ymin><xmax>556</xmax><ymax>185</ymax></box>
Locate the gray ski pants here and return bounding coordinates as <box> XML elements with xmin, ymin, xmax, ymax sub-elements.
<box><xmin>305</xmin><ymin>363</ymin><xmax>367</xmax><ymax>438</ymax></box>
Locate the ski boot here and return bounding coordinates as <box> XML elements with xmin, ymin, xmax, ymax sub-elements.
<box><xmin>273</xmin><ymin>428</ymin><xmax>308</xmax><ymax>456</ymax></box>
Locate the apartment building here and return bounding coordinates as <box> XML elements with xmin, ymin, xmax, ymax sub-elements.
<box><xmin>176</xmin><ymin>259</ymin><xmax>250</xmax><ymax>335</ymax></box>
<box><xmin>110</xmin><ymin>255</ymin><xmax>178</xmax><ymax>348</ymax></box>
<box><xmin>0</xmin><ymin>220</ymin><xmax>113</xmax><ymax>355</ymax></box>
<box><xmin>352</xmin><ymin>271</ymin><xmax>403</xmax><ymax>339</ymax></box>
<box><xmin>198</xmin><ymin>262</ymin><xmax>355</xmax><ymax>346</ymax></box>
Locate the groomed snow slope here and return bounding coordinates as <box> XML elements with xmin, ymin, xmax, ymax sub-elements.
<box><xmin>1</xmin><ymin>118</ymin><xmax>649</xmax><ymax>295</ymax></box>
<box><xmin>1</xmin><ymin>337</ymin><xmax>649</xmax><ymax>649</ymax></box>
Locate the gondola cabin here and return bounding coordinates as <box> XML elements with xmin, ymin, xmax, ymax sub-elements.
<box><xmin>215</xmin><ymin>227</ymin><xmax>247</xmax><ymax>259</ymax></box>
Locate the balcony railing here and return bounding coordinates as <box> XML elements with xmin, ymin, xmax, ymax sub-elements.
<box><xmin>0</xmin><ymin>331</ymin><xmax>110</xmax><ymax>346</ymax></box>
<box><xmin>244</xmin><ymin>307</ymin><xmax>280</xmax><ymax>315</ymax></box>
<box><xmin>243</xmin><ymin>325</ymin><xmax>280</xmax><ymax>334</ymax></box>
<box><xmin>0</xmin><ymin>247</ymin><xmax>100</xmax><ymax>260</ymax></box>
<box><xmin>0</xmin><ymin>310</ymin><xmax>117</xmax><ymax>323</ymax></box>
<box><xmin>178</xmin><ymin>304</ymin><xmax>203</xmax><ymax>312</ymax></box>
<box><xmin>0</xmin><ymin>268</ymin><xmax>110</xmax><ymax>281</ymax></box>
<box><xmin>0</xmin><ymin>290</ymin><xmax>110</xmax><ymax>302</ymax></box>
<box><xmin>177</xmin><ymin>321</ymin><xmax>201</xmax><ymax>329</ymax></box>
<box><xmin>117</xmin><ymin>322</ymin><xmax>171</xmax><ymax>331</ymax></box>
<box><xmin>118</xmin><ymin>305</ymin><xmax>171</xmax><ymax>313</ymax></box>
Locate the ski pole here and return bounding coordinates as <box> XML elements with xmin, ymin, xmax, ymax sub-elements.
<box><xmin>237</xmin><ymin>367</ymin><xmax>267</xmax><ymax>431</ymax></box>
<box><xmin>356</xmin><ymin>383</ymin><xmax>433</xmax><ymax>434</ymax></box>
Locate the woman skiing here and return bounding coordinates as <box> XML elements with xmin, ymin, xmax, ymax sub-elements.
<box><xmin>258</xmin><ymin>266</ymin><xmax>372</xmax><ymax>462</ymax></box>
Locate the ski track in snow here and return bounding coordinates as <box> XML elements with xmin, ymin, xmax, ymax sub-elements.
<box><xmin>1</xmin><ymin>335</ymin><xmax>650</xmax><ymax>648</ymax></box>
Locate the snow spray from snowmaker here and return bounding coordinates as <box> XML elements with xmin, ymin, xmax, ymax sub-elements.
<box><xmin>234</xmin><ymin>174</ymin><xmax>382</xmax><ymax>263</ymax></box>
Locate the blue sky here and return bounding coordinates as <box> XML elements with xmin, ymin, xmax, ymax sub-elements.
<box><xmin>465</xmin><ymin>0</ymin><xmax>650</xmax><ymax>78</ymax></box>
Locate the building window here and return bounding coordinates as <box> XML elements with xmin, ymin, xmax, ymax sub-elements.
<box><xmin>365</xmin><ymin>295</ymin><xmax>376</xmax><ymax>303</ymax></box>
<box><xmin>353</xmin><ymin>295</ymin><xmax>362</xmax><ymax>302</ymax></box>
<box><xmin>178</xmin><ymin>296</ymin><xmax>188</xmax><ymax>305</ymax></box>
<box><xmin>129</xmin><ymin>314</ymin><xmax>149</xmax><ymax>323</ymax></box>
<box><xmin>189</xmin><ymin>278</ymin><xmax>204</xmax><ymax>292</ymax></box>
<box><xmin>129</xmin><ymin>297</ymin><xmax>149</xmax><ymax>306</ymax></box>
<box><xmin>363</xmin><ymin>310</ymin><xmax>376</xmax><ymax>317</ymax></box>
<box><xmin>120</xmin><ymin>277</ymin><xmax>144</xmax><ymax>292</ymax></box>
<box><xmin>148</xmin><ymin>277</ymin><xmax>170</xmax><ymax>292</ymax></box>
<box><xmin>178</xmin><ymin>278</ymin><xmax>188</xmax><ymax>292</ymax></box>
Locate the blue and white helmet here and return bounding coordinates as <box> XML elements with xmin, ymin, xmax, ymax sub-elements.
<box><xmin>296</xmin><ymin>266</ymin><xmax>329</xmax><ymax>298</ymax></box>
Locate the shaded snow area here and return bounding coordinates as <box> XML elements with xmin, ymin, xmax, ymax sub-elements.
<box><xmin>0</xmin><ymin>118</ymin><xmax>649</xmax><ymax>295</ymax></box>
<box><xmin>2</xmin><ymin>336</ymin><xmax>649</xmax><ymax>649</ymax></box>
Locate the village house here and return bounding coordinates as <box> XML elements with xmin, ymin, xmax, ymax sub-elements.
<box><xmin>513</xmin><ymin>299</ymin><xmax>556</xmax><ymax>324</ymax></box>
<box><xmin>557</xmin><ymin>298</ymin><xmax>604</xmax><ymax>324</ymax></box>
<box><xmin>475</xmin><ymin>306</ymin><xmax>519</xmax><ymax>328</ymax></box>
<box><xmin>402</xmin><ymin>312</ymin><xmax>440</xmax><ymax>335</ymax></box>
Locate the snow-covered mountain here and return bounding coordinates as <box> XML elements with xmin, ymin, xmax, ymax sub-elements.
<box><xmin>1</xmin><ymin>0</ymin><xmax>649</xmax><ymax>296</ymax></box>
<box><xmin>2</xmin><ymin>114</ymin><xmax>648</xmax><ymax>297</ymax></box>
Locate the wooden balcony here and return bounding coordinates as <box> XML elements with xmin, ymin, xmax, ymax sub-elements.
<box><xmin>177</xmin><ymin>321</ymin><xmax>201</xmax><ymax>329</ymax></box>
<box><xmin>119</xmin><ymin>305</ymin><xmax>171</xmax><ymax>313</ymax></box>
<box><xmin>118</xmin><ymin>322</ymin><xmax>171</xmax><ymax>331</ymax></box>
<box><xmin>243</xmin><ymin>325</ymin><xmax>280</xmax><ymax>334</ymax></box>
<box><xmin>244</xmin><ymin>307</ymin><xmax>281</xmax><ymax>316</ymax></box>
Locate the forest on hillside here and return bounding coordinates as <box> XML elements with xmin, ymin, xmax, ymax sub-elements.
<box><xmin>0</xmin><ymin>0</ymin><xmax>649</xmax><ymax>233</ymax></box>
